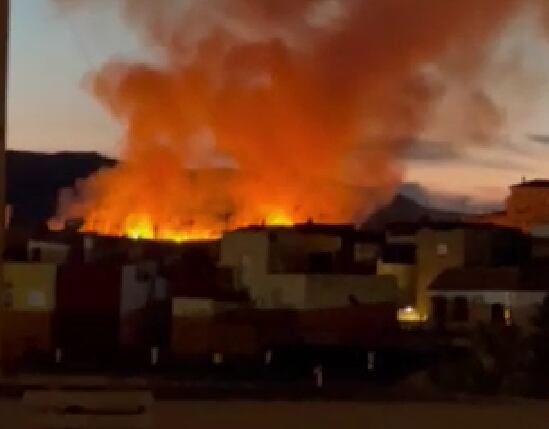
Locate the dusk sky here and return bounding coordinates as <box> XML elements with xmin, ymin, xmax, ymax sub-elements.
<box><xmin>9</xmin><ymin>1</ymin><xmax>549</xmax><ymax>208</ymax></box>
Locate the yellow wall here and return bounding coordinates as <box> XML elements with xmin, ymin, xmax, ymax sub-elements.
<box><xmin>377</xmin><ymin>261</ymin><xmax>416</xmax><ymax>303</ymax></box>
<box><xmin>304</xmin><ymin>274</ymin><xmax>398</xmax><ymax>310</ymax></box>
<box><xmin>4</xmin><ymin>262</ymin><xmax>57</xmax><ymax>312</ymax></box>
<box><xmin>416</xmin><ymin>229</ymin><xmax>465</xmax><ymax>317</ymax></box>
<box><xmin>269</xmin><ymin>232</ymin><xmax>342</xmax><ymax>272</ymax></box>
<box><xmin>172</xmin><ymin>297</ymin><xmax>242</xmax><ymax>318</ymax></box>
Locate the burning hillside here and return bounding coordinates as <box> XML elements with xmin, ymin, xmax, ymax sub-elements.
<box><xmin>51</xmin><ymin>0</ymin><xmax>549</xmax><ymax>242</ymax></box>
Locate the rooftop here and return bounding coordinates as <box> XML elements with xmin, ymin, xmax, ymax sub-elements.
<box><xmin>232</xmin><ymin>223</ymin><xmax>383</xmax><ymax>241</ymax></box>
<box><xmin>387</xmin><ymin>221</ymin><xmax>521</xmax><ymax>234</ymax></box>
<box><xmin>511</xmin><ymin>179</ymin><xmax>549</xmax><ymax>189</ymax></box>
<box><xmin>430</xmin><ymin>265</ymin><xmax>549</xmax><ymax>292</ymax></box>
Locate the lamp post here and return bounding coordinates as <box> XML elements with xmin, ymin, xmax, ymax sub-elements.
<box><xmin>0</xmin><ymin>0</ymin><xmax>9</xmax><ymax>369</ymax></box>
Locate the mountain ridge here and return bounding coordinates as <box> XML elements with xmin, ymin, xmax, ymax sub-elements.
<box><xmin>5</xmin><ymin>150</ymin><xmax>462</xmax><ymax>228</ymax></box>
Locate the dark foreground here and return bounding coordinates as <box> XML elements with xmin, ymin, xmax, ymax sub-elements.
<box><xmin>2</xmin><ymin>398</ymin><xmax>549</xmax><ymax>429</ymax></box>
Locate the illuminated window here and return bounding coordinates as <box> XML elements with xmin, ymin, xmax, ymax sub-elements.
<box><xmin>436</xmin><ymin>243</ymin><xmax>448</xmax><ymax>256</ymax></box>
<box><xmin>504</xmin><ymin>306</ymin><xmax>512</xmax><ymax>326</ymax></box>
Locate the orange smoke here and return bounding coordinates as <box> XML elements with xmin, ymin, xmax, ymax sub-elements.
<box><xmin>51</xmin><ymin>0</ymin><xmax>549</xmax><ymax>242</ymax></box>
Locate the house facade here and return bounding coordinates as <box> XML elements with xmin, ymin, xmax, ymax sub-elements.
<box><xmin>219</xmin><ymin>226</ymin><xmax>398</xmax><ymax>310</ymax></box>
<box><xmin>429</xmin><ymin>266</ymin><xmax>549</xmax><ymax>330</ymax></box>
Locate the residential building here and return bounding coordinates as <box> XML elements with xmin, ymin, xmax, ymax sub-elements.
<box><xmin>1</xmin><ymin>261</ymin><xmax>57</xmax><ymax>368</ymax></box>
<box><xmin>429</xmin><ymin>266</ymin><xmax>549</xmax><ymax>330</ymax></box>
<box><xmin>505</xmin><ymin>180</ymin><xmax>549</xmax><ymax>230</ymax></box>
<box><xmin>55</xmin><ymin>260</ymin><xmax>167</xmax><ymax>366</ymax></box>
<box><xmin>478</xmin><ymin>180</ymin><xmax>549</xmax><ymax>231</ymax></box>
<box><xmin>415</xmin><ymin>223</ymin><xmax>528</xmax><ymax>318</ymax></box>
<box><xmin>219</xmin><ymin>225</ymin><xmax>398</xmax><ymax>310</ymax></box>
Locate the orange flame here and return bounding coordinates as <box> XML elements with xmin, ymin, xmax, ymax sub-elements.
<box><xmin>50</xmin><ymin>0</ymin><xmax>549</xmax><ymax>242</ymax></box>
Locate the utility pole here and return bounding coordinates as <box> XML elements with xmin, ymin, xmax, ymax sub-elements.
<box><xmin>0</xmin><ymin>0</ymin><xmax>9</xmax><ymax>369</ymax></box>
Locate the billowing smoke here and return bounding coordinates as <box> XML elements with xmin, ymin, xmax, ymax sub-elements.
<box><xmin>51</xmin><ymin>0</ymin><xmax>549</xmax><ymax>239</ymax></box>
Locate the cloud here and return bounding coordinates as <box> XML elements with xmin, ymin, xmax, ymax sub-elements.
<box><xmin>528</xmin><ymin>133</ymin><xmax>549</xmax><ymax>144</ymax></box>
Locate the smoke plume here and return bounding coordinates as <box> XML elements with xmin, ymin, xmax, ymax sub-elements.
<box><xmin>51</xmin><ymin>0</ymin><xmax>549</xmax><ymax>239</ymax></box>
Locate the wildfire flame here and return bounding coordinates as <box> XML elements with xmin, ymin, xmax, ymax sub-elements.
<box><xmin>50</xmin><ymin>0</ymin><xmax>549</xmax><ymax>243</ymax></box>
<box><xmin>79</xmin><ymin>209</ymin><xmax>295</xmax><ymax>243</ymax></box>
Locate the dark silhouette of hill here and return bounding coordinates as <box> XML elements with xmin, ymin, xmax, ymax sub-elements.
<box><xmin>5</xmin><ymin>150</ymin><xmax>461</xmax><ymax>228</ymax></box>
<box><xmin>365</xmin><ymin>193</ymin><xmax>462</xmax><ymax>230</ymax></box>
<box><xmin>6</xmin><ymin>150</ymin><xmax>115</xmax><ymax>226</ymax></box>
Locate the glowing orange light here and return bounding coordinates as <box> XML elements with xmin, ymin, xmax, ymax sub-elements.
<box><xmin>123</xmin><ymin>214</ymin><xmax>219</xmax><ymax>242</ymax></box>
<box><xmin>265</xmin><ymin>210</ymin><xmax>294</xmax><ymax>226</ymax></box>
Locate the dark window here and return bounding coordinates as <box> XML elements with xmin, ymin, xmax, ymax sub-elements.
<box><xmin>431</xmin><ymin>296</ymin><xmax>447</xmax><ymax>328</ymax></box>
<box><xmin>452</xmin><ymin>296</ymin><xmax>469</xmax><ymax>322</ymax></box>
<box><xmin>308</xmin><ymin>252</ymin><xmax>333</xmax><ymax>273</ymax></box>
<box><xmin>349</xmin><ymin>295</ymin><xmax>360</xmax><ymax>306</ymax></box>
<box><xmin>3</xmin><ymin>282</ymin><xmax>13</xmax><ymax>309</ymax></box>
<box><xmin>136</xmin><ymin>269</ymin><xmax>151</xmax><ymax>282</ymax></box>
<box><xmin>30</xmin><ymin>247</ymin><xmax>41</xmax><ymax>262</ymax></box>
<box><xmin>491</xmin><ymin>303</ymin><xmax>505</xmax><ymax>324</ymax></box>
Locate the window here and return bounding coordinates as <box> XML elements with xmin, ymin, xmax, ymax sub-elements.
<box><xmin>348</xmin><ymin>294</ymin><xmax>360</xmax><ymax>306</ymax></box>
<box><xmin>27</xmin><ymin>291</ymin><xmax>46</xmax><ymax>309</ymax></box>
<box><xmin>355</xmin><ymin>244</ymin><xmax>377</xmax><ymax>262</ymax></box>
<box><xmin>136</xmin><ymin>268</ymin><xmax>151</xmax><ymax>282</ymax></box>
<box><xmin>491</xmin><ymin>303</ymin><xmax>505</xmax><ymax>324</ymax></box>
<box><xmin>431</xmin><ymin>296</ymin><xmax>447</xmax><ymax>328</ymax></box>
<box><xmin>436</xmin><ymin>243</ymin><xmax>448</xmax><ymax>256</ymax></box>
<box><xmin>308</xmin><ymin>252</ymin><xmax>333</xmax><ymax>273</ymax></box>
<box><xmin>504</xmin><ymin>306</ymin><xmax>513</xmax><ymax>326</ymax></box>
<box><xmin>452</xmin><ymin>296</ymin><xmax>469</xmax><ymax>322</ymax></box>
<box><xmin>30</xmin><ymin>247</ymin><xmax>41</xmax><ymax>262</ymax></box>
<box><xmin>3</xmin><ymin>287</ymin><xmax>12</xmax><ymax>309</ymax></box>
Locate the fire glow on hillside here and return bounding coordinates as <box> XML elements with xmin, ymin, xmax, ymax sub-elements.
<box><xmin>50</xmin><ymin>0</ymin><xmax>549</xmax><ymax>242</ymax></box>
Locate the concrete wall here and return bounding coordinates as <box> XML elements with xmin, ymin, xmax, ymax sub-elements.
<box><xmin>243</xmin><ymin>273</ymin><xmax>398</xmax><ymax>310</ymax></box>
<box><xmin>219</xmin><ymin>230</ymin><xmax>269</xmax><ymax>298</ymax></box>
<box><xmin>259</xmin><ymin>275</ymin><xmax>307</xmax><ymax>309</ymax></box>
<box><xmin>4</xmin><ymin>262</ymin><xmax>57</xmax><ymax>312</ymax></box>
<box><xmin>120</xmin><ymin>265</ymin><xmax>152</xmax><ymax>315</ymax></box>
